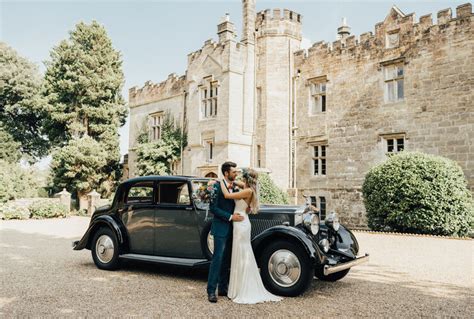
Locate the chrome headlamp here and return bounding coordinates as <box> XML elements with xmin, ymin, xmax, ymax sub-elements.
<box><xmin>325</xmin><ymin>212</ymin><xmax>340</xmax><ymax>232</ymax></box>
<box><xmin>303</xmin><ymin>213</ymin><xmax>320</xmax><ymax>235</ymax></box>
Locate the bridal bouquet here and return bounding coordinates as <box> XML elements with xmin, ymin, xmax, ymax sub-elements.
<box><xmin>194</xmin><ymin>180</ymin><xmax>218</xmax><ymax>220</ymax></box>
<box><xmin>194</xmin><ymin>180</ymin><xmax>218</xmax><ymax>204</ymax></box>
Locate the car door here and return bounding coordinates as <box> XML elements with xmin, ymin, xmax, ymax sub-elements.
<box><xmin>154</xmin><ymin>180</ymin><xmax>203</xmax><ymax>258</ymax></box>
<box><xmin>119</xmin><ymin>180</ymin><xmax>156</xmax><ymax>255</ymax></box>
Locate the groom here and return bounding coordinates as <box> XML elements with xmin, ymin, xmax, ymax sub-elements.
<box><xmin>207</xmin><ymin>161</ymin><xmax>244</xmax><ymax>303</ymax></box>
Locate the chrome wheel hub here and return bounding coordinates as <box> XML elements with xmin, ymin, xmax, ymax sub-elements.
<box><xmin>95</xmin><ymin>235</ymin><xmax>114</xmax><ymax>264</ymax></box>
<box><xmin>268</xmin><ymin>249</ymin><xmax>301</xmax><ymax>287</ymax></box>
<box><xmin>207</xmin><ymin>233</ymin><xmax>214</xmax><ymax>255</ymax></box>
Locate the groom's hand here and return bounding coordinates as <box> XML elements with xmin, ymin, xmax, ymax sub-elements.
<box><xmin>231</xmin><ymin>214</ymin><xmax>244</xmax><ymax>222</ymax></box>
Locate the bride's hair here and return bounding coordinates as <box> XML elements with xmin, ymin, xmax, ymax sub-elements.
<box><xmin>242</xmin><ymin>168</ymin><xmax>260</xmax><ymax>214</ymax></box>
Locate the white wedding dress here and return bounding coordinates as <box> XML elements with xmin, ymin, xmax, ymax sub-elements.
<box><xmin>227</xmin><ymin>199</ymin><xmax>283</xmax><ymax>304</ymax></box>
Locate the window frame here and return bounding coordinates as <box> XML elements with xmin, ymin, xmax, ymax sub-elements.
<box><xmin>381</xmin><ymin>133</ymin><xmax>406</xmax><ymax>154</ymax></box>
<box><xmin>308</xmin><ymin>81</ymin><xmax>327</xmax><ymax>115</ymax></box>
<box><xmin>383</xmin><ymin>64</ymin><xmax>404</xmax><ymax>103</ymax></box>
<box><xmin>123</xmin><ymin>181</ymin><xmax>157</xmax><ymax>205</ymax></box>
<box><xmin>149</xmin><ymin>112</ymin><xmax>164</xmax><ymax>141</ymax></box>
<box><xmin>311</xmin><ymin>144</ymin><xmax>327</xmax><ymax>177</ymax></box>
<box><xmin>157</xmin><ymin>180</ymin><xmax>192</xmax><ymax>206</ymax></box>
<box><xmin>200</xmin><ymin>80</ymin><xmax>218</xmax><ymax>120</ymax></box>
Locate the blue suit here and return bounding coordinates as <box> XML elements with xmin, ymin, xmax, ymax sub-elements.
<box><xmin>207</xmin><ymin>181</ymin><xmax>236</xmax><ymax>295</ymax></box>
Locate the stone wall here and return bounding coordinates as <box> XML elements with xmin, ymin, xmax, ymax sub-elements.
<box><xmin>293</xmin><ymin>4</ymin><xmax>473</xmax><ymax>227</ymax></box>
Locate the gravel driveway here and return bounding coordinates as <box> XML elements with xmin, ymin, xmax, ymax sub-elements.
<box><xmin>0</xmin><ymin>217</ymin><xmax>472</xmax><ymax>318</ymax></box>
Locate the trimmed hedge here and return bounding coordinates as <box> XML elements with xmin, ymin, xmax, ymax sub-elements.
<box><xmin>258</xmin><ymin>173</ymin><xmax>290</xmax><ymax>205</ymax></box>
<box><xmin>0</xmin><ymin>200</ymin><xmax>68</xmax><ymax>220</ymax></box>
<box><xmin>29</xmin><ymin>201</ymin><xmax>68</xmax><ymax>219</ymax></box>
<box><xmin>362</xmin><ymin>152</ymin><xmax>473</xmax><ymax>237</ymax></box>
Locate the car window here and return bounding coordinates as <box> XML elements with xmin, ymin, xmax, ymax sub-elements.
<box><xmin>159</xmin><ymin>181</ymin><xmax>190</xmax><ymax>205</ymax></box>
<box><xmin>126</xmin><ymin>181</ymin><xmax>154</xmax><ymax>204</ymax></box>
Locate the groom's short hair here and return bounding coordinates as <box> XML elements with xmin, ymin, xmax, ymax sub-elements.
<box><xmin>221</xmin><ymin>161</ymin><xmax>237</xmax><ymax>175</ymax></box>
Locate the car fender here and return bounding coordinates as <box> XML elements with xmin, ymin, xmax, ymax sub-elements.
<box><xmin>333</xmin><ymin>224</ymin><xmax>359</xmax><ymax>257</ymax></box>
<box><xmin>73</xmin><ymin>215</ymin><xmax>126</xmax><ymax>251</ymax></box>
<box><xmin>251</xmin><ymin>225</ymin><xmax>326</xmax><ymax>265</ymax></box>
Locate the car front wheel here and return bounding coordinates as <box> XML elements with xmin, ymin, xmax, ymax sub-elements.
<box><xmin>91</xmin><ymin>227</ymin><xmax>120</xmax><ymax>270</ymax></box>
<box><xmin>259</xmin><ymin>240</ymin><xmax>313</xmax><ymax>297</ymax></box>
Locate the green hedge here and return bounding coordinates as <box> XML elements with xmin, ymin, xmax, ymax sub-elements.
<box><xmin>258</xmin><ymin>173</ymin><xmax>289</xmax><ymax>205</ymax></box>
<box><xmin>29</xmin><ymin>201</ymin><xmax>68</xmax><ymax>219</ymax></box>
<box><xmin>0</xmin><ymin>200</ymin><xmax>68</xmax><ymax>220</ymax></box>
<box><xmin>362</xmin><ymin>152</ymin><xmax>473</xmax><ymax>237</ymax></box>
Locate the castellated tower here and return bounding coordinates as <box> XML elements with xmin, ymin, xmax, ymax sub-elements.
<box><xmin>254</xmin><ymin>9</ymin><xmax>302</xmax><ymax>191</ymax></box>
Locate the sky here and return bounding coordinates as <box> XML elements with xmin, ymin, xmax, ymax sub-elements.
<box><xmin>1</xmin><ymin>0</ymin><xmax>464</xmax><ymax>164</ymax></box>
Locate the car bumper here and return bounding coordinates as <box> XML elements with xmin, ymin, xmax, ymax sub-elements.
<box><xmin>323</xmin><ymin>253</ymin><xmax>369</xmax><ymax>276</ymax></box>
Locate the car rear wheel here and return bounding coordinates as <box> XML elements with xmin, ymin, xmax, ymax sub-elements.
<box><xmin>91</xmin><ymin>227</ymin><xmax>120</xmax><ymax>270</ymax></box>
<box><xmin>259</xmin><ymin>240</ymin><xmax>312</xmax><ymax>297</ymax></box>
<box><xmin>315</xmin><ymin>267</ymin><xmax>350</xmax><ymax>281</ymax></box>
<box><xmin>201</xmin><ymin>222</ymin><xmax>214</xmax><ymax>260</ymax></box>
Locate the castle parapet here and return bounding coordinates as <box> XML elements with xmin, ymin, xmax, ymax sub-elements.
<box><xmin>129</xmin><ymin>73</ymin><xmax>186</xmax><ymax>107</ymax></box>
<box><xmin>256</xmin><ymin>8</ymin><xmax>302</xmax><ymax>40</ymax></box>
<box><xmin>298</xmin><ymin>3</ymin><xmax>472</xmax><ymax>63</ymax></box>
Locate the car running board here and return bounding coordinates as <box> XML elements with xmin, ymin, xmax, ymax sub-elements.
<box><xmin>119</xmin><ymin>253</ymin><xmax>210</xmax><ymax>267</ymax></box>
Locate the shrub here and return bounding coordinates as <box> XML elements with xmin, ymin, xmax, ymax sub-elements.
<box><xmin>0</xmin><ymin>202</ymin><xmax>31</xmax><ymax>220</ymax></box>
<box><xmin>362</xmin><ymin>152</ymin><xmax>473</xmax><ymax>237</ymax></box>
<box><xmin>258</xmin><ymin>173</ymin><xmax>290</xmax><ymax>205</ymax></box>
<box><xmin>29</xmin><ymin>201</ymin><xmax>68</xmax><ymax>219</ymax></box>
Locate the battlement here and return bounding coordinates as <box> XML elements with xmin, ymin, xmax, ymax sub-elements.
<box><xmin>256</xmin><ymin>8</ymin><xmax>303</xmax><ymax>40</ymax></box>
<box><xmin>297</xmin><ymin>3</ymin><xmax>472</xmax><ymax>62</ymax></box>
<box><xmin>256</xmin><ymin>8</ymin><xmax>302</xmax><ymax>25</ymax></box>
<box><xmin>129</xmin><ymin>73</ymin><xmax>186</xmax><ymax>107</ymax></box>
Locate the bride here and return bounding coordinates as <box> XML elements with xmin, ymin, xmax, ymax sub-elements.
<box><xmin>219</xmin><ymin>168</ymin><xmax>283</xmax><ymax>304</ymax></box>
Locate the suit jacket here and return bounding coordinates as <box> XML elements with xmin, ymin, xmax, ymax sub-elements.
<box><xmin>210</xmin><ymin>181</ymin><xmax>237</xmax><ymax>237</ymax></box>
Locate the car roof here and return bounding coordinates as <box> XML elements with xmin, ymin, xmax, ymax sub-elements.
<box><xmin>121</xmin><ymin>175</ymin><xmax>210</xmax><ymax>186</ymax></box>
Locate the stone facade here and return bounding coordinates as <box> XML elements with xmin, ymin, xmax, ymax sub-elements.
<box><xmin>128</xmin><ymin>1</ymin><xmax>473</xmax><ymax>227</ymax></box>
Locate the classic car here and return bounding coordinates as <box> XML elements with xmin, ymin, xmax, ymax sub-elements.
<box><xmin>73</xmin><ymin>175</ymin><xmax>369</xmax><ymax>296</ymax></box>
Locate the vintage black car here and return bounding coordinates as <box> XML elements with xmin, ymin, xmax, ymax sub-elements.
<box><xmin>73</xmin><ymin>175</ymin><xmax>369</xmax><ymax>296</ymax></box>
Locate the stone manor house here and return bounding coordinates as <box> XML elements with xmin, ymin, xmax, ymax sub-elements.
<box><xmin>127</xmin><ymin>0</ymin><xmax>473</xmax><ymax>227</ymax></box>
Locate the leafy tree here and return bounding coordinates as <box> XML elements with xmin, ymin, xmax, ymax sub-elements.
<box><xmin>0</xmin><ymin>42</ymin><xmax>49</xmax><ymax>161</ymax></box>
<box><xmin>43</xmin><ymin>21</ymin><xmax>128</xmax><ymax>198</ymax></box>
<box><xmin>258</xmin><ymin>173</ymin><xmax>290</xmax><ymax>205</ymax></box>
<box><xmin>362</xmin><ymin>152</ymin><xmax>473</xmax><ymax>237</ymax></box>
<box><xmin>0</xmin><ymin>128</ymin><xmax>21</xmax><ymax>163</ymax></box>
<box><xmin>135</xmin><ymin>112</ymin><xmax>187</xmax><ymax>176</ymax></box>
<box><xmin>0</xmin><ymin>160</ymin><xmax>41</xmax><ymax>203</ymax></box>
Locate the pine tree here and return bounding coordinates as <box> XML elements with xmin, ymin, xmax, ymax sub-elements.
<box><xmin>44</xmin><ymin>21</ymin><xmax>128</xmax><ymax>199</ymax></box>
<box><xmin>0</xmin><ymin>42</ymin><xmax>49</xmax><ymax>161</ymax></box>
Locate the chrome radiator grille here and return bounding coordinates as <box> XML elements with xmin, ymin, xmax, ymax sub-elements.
<box><xmin>249</xmin><ymin>218</ymin><xmax>285</xmax><ymax>239</ymax></box>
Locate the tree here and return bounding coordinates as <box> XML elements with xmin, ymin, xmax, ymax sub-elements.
<box><xmin>49</xmin><ymin>136</ymin><xmax>108</xmax><ymax>199</ymax></box>
<box><xmin>0</xmin><ymin>128</ymin><xmax>21</xmax><ymax>163</ymax></box>
<box><xmin>135</xmin><ymin>112</ymin><xmax>187</xmax><ymax>176</ymax></box>
<box><xmin>0</xmin><ymin>42</ymin><xmax>49</xmax><ymax>161</ymax></box>
<box><xmin>43</xmin><ymin>21</ymin><xmax>128</xmax><ymax>198</ymax></box>
<box><xmin>362</xmin><ymin>152</ymin><xmax>473</xmax><ymax>237</ymax></box>
<box><xmin>0</xmin><ymin>160</ymin><xmax>41</xmax><ymax>203</ymax></box>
